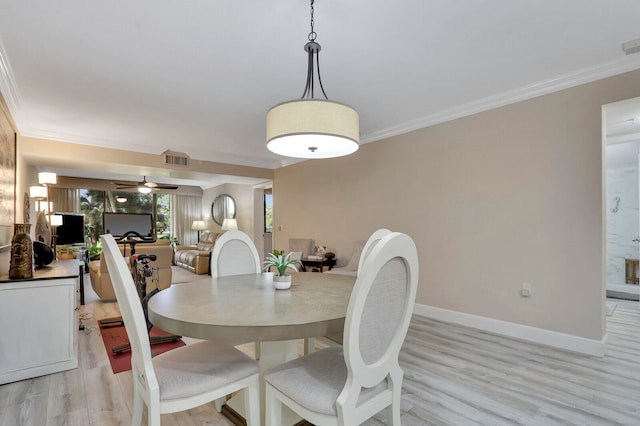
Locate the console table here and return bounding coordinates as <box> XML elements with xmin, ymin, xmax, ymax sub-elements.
<box><xmin>300</xmin><ymin>257</ymin><xmax>336</xmax><ymax>272</ymax></box>
<box><xmin>0</xmin><ymin>260</ymin><xmax>80</xmax><ymax>384</ymax></box>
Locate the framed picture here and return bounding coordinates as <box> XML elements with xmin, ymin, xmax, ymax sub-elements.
<box><xmin>0</xmin><ymin>108</ymin><xmax>16</xmax><ymax>251</ymax></box>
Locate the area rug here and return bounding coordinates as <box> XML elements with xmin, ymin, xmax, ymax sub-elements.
<box><xmin>99</xmin><ymin>322</ymin><xmax>185</xmax><ymax>374</ymax></box>
<box><xmin>606</xmin><ymin>301</ymin><xmax>617</xmax><ymax>317</ymax></box>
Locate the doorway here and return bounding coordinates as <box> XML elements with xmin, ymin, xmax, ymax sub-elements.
<box><xmin>604</xmin><ymin>97</ymin><xmax>640</xmax><ymax>301</ymax></box>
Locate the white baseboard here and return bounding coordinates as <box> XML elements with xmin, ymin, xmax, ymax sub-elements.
<box><xmin>413</xmin><ymin>303</ymin><xmax>607</xmax><ymax>357</ymax></box>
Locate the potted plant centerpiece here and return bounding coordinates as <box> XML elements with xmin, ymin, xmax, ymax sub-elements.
<box><xmin>263</xmin><ymin>251</ymin><xmax>301</xmax><ymax>290</ymax></box>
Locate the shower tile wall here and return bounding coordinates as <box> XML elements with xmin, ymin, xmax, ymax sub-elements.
<box><xmin>607</xmin><ymin>167</ymin><xmax>639</xmax><ymax>285</ymax></box>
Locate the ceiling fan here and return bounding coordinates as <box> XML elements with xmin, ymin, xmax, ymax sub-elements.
<box><xmin>112</xmin><ymin>176</ymin><xmax>179</xmax><ymax>192</ymax></box>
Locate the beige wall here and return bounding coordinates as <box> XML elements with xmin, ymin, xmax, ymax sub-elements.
<box><xmin>18</xmin><ymin>136</ymin><xmax>272</xmax><ymax>185</ymax></box>
<box><xmin>273</xmin><ymin>69</ymin><xmax>640</xmax><ymax>341</ymax></box>
<box><xmin>202</xmin><ymin>183</ymin><xmax>255</xmax><ymax>237</ymax></box>
<box><xmin>203</xmin><ymin>184</ymin><xmax>271</xmax><ymax>261</ymax></box>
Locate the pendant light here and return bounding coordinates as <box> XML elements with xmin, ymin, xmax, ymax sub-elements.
<box><xmin>266</xmin><ymin>0</ymin><xmax>359</xmax><ymax>159</ymax></box>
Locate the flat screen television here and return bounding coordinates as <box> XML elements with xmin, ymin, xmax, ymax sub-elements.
<box><xmin>55</xmin><ymin>213</ymin><xmax>85</xmax><ymax>245</ymax></box>
<box><xmin>103</xmin><ymin>212</ymin><xmax>154</xmax><ymax>239</ymax></box>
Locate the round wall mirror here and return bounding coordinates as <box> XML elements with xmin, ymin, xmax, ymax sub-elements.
<box><xmin>211</xmin><ymin>194</ymin><xmax>236</xmax><ymax>226</ymax></box>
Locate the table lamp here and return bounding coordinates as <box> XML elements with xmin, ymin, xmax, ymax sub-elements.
<box><xmin>221</xmin><ymin>218</ymin><xmax>238</xmax><ymax>231</ymax></box>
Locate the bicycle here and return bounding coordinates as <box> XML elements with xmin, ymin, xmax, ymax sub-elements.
<box><xmin>100</xmin><ymin>231</ymin><xmax>181</xmax><ymax>355</ymax></box>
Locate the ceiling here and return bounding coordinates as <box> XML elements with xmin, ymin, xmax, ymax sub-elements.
<box><xmin>2</xmin><ymin>0</ymin><xmax>640</xmax><ymax>188</ymax></box>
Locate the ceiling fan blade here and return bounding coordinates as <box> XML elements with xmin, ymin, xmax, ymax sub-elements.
<box><xmin>112</xmin><ymin>177</ymin><xmax>178</xmax><ymax>190</ymax></box>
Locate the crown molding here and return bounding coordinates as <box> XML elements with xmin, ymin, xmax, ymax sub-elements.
<box><xmin>4</xmin><ymin>34</ymin><xmax>640</xmax><ymax>167</ymax></box>
<box><xmin>364</xmin><ymin>56</ymin><xmax>640</xmax><ymax>144</ymax></box>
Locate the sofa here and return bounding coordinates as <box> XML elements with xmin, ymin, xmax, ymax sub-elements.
<box><xmin>324</xmin><ymin>240</ymin><xmax>365</xmax><ymax>277</ymax></box>
<box><xmin>174</xmin><ymin>231</ymin><xmax>222</xmax><ymax>275</ymax></box>
<box><xmin>89</xmin><ymin>239</ymin><xmax>173</xmax><ymax>300</ymax></box>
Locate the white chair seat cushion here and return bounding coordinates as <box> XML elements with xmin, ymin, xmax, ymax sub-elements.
<box><xmin>153</xmin><ymin>341</ymin><xmax>259</xmax><ymax>401</ymax></box>
<box><xmin>264</xmin><ymin>346</ymin><xmax>386</xmax><ymax>416</ymax></box>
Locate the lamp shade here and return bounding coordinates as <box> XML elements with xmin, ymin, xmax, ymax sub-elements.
<box><xmin>191</xmin><ymin>220</ymin><xmax>207</xmax><ymax>230</ymax></box>
<box><xmin>50</xmin><ymin>214</ymin><xmax>63</xmax><ymax>227</ymax></box>
<box><xmin>266</xmin><ymin>100</ymin><xmax>359</xmax><ymax>158</ymax></box>
<box><xmin>30</xmin><ymin>185</ymin><xmax>47</xmax><ymax>199</ymax></box>
<box><xmin>221</xmin><ymin>218</ymin><xmax>238</xmax><ymax>231</ymax></box>
<box><xmin>38</xmin><ymin>172</ymin><xmax>57</xmax><ymax>185</ymax></box>
<box><xmin>138</xmin><ymin>186</ymin><xmax>152</xmax><ymax>194</ymax></box>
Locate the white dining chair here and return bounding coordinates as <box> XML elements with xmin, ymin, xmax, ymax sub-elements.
<box><xmin>210</xmin><ymin>230</ymin><xmax>261</xmax><ymax>279</ymax></box>
<box><xmin>305</xmin><ymin>228</ymin><xmax>393</xmax><ymax>354</ymax></box>
<box><xmin>264</xmin><ymin>232</ymin><xmax>419</xmax><ymax>426</ymax></box>
<box><xmin>357</xmin><ymin>228</ymin><xmax>392</xmax><ymax>273</ymax></box>
<box><xmin>101</xmin><ymin>234</ymin><xmax>260</xmax><ymax>426</ymax></box>
<box><xmin>210</xmin><ymin>229</ymin><xmax>263</xmax><ymax>360</ymax></box>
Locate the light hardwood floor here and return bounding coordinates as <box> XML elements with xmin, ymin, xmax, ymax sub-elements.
<box><xmin>1</xmin><ymin>273</ymin><xmax>638</xmax><ymax>425</ymax></box>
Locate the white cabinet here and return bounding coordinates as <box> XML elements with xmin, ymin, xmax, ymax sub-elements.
<box><xmin>0</xmin><ymin>260</ymin><xmax>79</xmax><ymax>385</ymax></box>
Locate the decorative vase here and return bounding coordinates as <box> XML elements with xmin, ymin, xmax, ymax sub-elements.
<box><xmin>9</xmin><ymin>223</ymin><xmax>34</xmax><ymax>279</ymax></box>
<box><xmin>273</xmin><ymin>274</ymin><xmax>292</xmax><ymax>290</ymax></box>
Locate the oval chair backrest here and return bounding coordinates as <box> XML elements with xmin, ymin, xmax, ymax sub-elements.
<box><xmin>357</xmin><ymin>228</ymin><xmax>392</xmax><ymax>275</ymax></box>
<box><xmin>210</xmin><ymin>230</ymin><xmax>261</xmax><ymax>278</ymax></box>
<box><xmin>101</xmin><ymin>234</ymin><xmax>158</xmax><ymax>392</ymax></box>
<box><xmin>342</xmin><ymin>232</ymin><xmax>419</xmax><ymax>389</ymax></box>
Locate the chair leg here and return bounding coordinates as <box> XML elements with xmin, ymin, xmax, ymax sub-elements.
<box><xmin>244</xmin><ymin>375</ymin><xmax>261</xmax><ymax>426</ymax></box>
<box><xmin>147</xmin><ymin>399</ymin><xmax>161</xmax><ymax>426</ymax></box>
<box><xmin>214</xmin><ymin>397</ymin><xmax>225</xmax><ymax>412</ymax></box>
<box><xmin>388</xmin><ymin>369</ymin><xmax>403</xmax><ymax>426</ymax></box>
<box><xmin>304</xmin><ymin>337</ymin><xmax>316</xmax><ymax>355</ymax></box>
<box><xmin>265</xmin><ymin>384</ymin><xmax>282</xmax><ymax>426</ymax></box>
<box><xmin>132</xmin><ymin>379</ymin><xmax>144</xmax><ymax>425</ymax></box>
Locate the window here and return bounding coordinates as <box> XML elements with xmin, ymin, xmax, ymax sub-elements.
<box><xmin>79</xmin><ymin>189</ymin><xmax>171</xmax><ymax>244</ymax></box>
<box><xmin>264</xmin><ymin>190</ymin><xmax>273</xmax><ymax>233</ymax></box>
<box><xmin>80</xmin><ymin>189</ymin><xmax>104</xmax><ymax>246</ymax></box>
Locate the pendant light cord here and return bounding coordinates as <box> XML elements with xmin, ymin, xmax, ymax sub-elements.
<box><xmin>301</xmin><ymin>0</ymin><xmax>328</xmax><ymax>100</ymax></box>
<box><xmin>309</xmin><ymin>0</ymin><xmax>316</xmax><ymax>42</ymax></box>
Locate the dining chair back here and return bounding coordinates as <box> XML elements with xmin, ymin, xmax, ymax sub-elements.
<box><xmin>357</xmin><ymin>228</ymin><xmax>392</xmax><ymax>274</ymax></box>
<box><xmin>264</xmin><ymin>231</ymin><xmax>419</xmax><ymax>426</ymax></box>
<box><xmin>102</xmin><ymin>234</ymin><xmax>261</xmax><ymax>426</ymax></box>
<box><xmin>210</xmin><ymin>229</ymin><xmax>263</xmax><ymax>359</ymax></box>
<box><xmin>211</xmin><ymin>230</ymin><xmax>261</xmax><ymax>278</ymax></box>
<box><xmin>306</xmin><ymin>228</ymin><xmax>393</xmax><ymax>353</ymax></box>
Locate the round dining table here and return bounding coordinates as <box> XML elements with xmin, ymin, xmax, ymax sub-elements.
<box><xmin>148</xmin><ymin>271</ymin><xmax>356</xmax><ymax>342</ymax></box>
<box><xmin>147</xmin><ymin>271</ymin><xmax>356</xmax><ymax>424</ymax></box>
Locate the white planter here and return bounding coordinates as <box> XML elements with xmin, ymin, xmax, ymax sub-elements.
<box><xmin>273</xmin><ymin>274</ymin><xmax>292</xmax><ymax>290</ymax></box>
<box><xmin>261</xmin><ymin>272</ymin><xmax>274</xmax><ymax>287</ymax></box>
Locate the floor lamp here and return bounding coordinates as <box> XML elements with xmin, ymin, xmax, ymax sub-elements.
<box><xmin>50</xmin><ymin>214</ymin><xmax>63</xmax><ymax>260</ymax></box>
<box><xmin>38</xmin><ymin>172</ymin><xmax>57</xmax><ymax>243</ymax></box>
<box><xmin>191</xmin><ymin>220</ymin><xmax>207</xmax><ymax>242</ymax></box>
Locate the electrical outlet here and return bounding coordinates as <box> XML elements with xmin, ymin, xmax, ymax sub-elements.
<box><xmin>521</xmin><ymin>282</ymin><xmax>532</xmax><ymax>297</ymax></box>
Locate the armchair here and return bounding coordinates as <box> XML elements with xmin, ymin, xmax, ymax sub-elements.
<box><xmin>88</xmin><ymin>239</ymin><xmax>173</xmax><ymax>300</ymax></box>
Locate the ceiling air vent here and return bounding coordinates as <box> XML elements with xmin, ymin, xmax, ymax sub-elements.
<box><xmin>162</xmin><ymin>150</ymin><xmax>190</xmax><ymax>167</ymax></box>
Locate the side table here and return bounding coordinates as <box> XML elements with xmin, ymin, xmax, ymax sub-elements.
<box><xmin>300</xmin><ymin>257</ymin><xmax>336</xmax><ymax>272</ymax></box>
